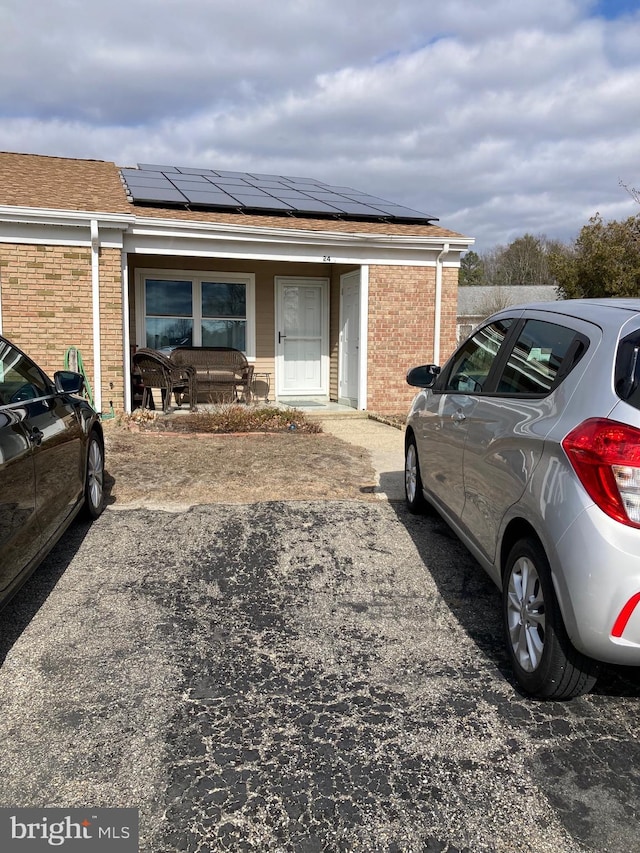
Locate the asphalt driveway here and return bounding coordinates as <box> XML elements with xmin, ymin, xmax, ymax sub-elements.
<box><xmin>1</xmin><ymin>496</ymin><xmax>640</xmax><ymax>852</ymax></box>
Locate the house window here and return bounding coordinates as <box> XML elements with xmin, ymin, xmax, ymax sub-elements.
<box><xmin>138</xmin><ymin>270</ymin><xmax>255</xmax><ymax>356</ymax></box>
<box><xmin>145</xmin><ymin>279</ymin><xmax>194</xmax><ymax>349</ymax></box>
<box><xmin>202</xmin><ymin>281</ymin><xmax>246</xmax><ymax>350</ymax></box>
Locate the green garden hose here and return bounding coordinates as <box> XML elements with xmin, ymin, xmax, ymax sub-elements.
<box><xmin>64</xmin><ymin>346</ymin><xmax>115</xmax><ymax>419</ymax></box>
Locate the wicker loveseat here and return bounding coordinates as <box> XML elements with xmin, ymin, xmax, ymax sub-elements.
<box><xmin>169</xmin><ymin>346</ymin><xmax>254</xmax><ymax>404</ymax></box>
<box><xmin>132</xmin><ymin>348</ymin><xmax>196</xmax><ymax>412</ymax></box>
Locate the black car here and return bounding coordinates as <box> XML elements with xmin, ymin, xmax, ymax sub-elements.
<box><xmin>0</xmin><ymin>334</ymin><xmax>104</xmax><ymax>607</ymax></box>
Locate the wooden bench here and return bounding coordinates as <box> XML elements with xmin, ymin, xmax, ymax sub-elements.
<box><xmin>169</xmin><ymin>346</ymin><xmax>254</xmax><ymax>404</ymax></box>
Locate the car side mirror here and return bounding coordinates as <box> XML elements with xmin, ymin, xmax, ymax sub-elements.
<box><xmin>406</xmin><ymin>364</ymin><xmax>441</xmax><ymax>388</ymax></box>
<box><xmin>54</xmin><ymin>370</ymin><xmax>84</xmax><ymax>395</ymax></box>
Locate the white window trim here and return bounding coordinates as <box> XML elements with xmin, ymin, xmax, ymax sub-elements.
<box><xmin>135</xmin><ymin>268</ymin><xmax>256</xmax><ymax>359</ymax></box>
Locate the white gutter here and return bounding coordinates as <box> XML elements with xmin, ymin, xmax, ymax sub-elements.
<box><xmin>434</xmin><ymin>242</ymin><xmax>450</xmax><ymax>365</ymax></box>
<box><xmin>90</xmin><ymin>219</ymin><xmax>102</xmax><ymax>413</ymax></box>
<box><xmin>0</xmin><ymin>205</ymin><xmax>133</xmax><ymax>229</ymax></box>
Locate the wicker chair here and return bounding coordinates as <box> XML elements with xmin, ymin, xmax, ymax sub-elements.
<box><xmin>132</xmin><ymin>348</ymin><xmax>197</xmax><ymax>413</ymax></box>
<box><xmin>169</xmin><ymin>346</ymin><xmax>254</xmax><ymax>404</ymax></box>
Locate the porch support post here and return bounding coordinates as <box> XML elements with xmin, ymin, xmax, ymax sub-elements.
<box><xmin>90</xmin><ymin>219</ymin><xmax>102</xmax><ymax>413</ymax></box>
<box><xmin>434</xmin><ymin>242</ymin><xmax>449</xmax><ymax>365</ymax></box>
<box><xmin>121</xmin><ymin>251</ymin><xmax>132</xmax><ymax>412</ymax></box>
<box><xmin>358</xmin><ymin>264</ymin><xmax>369</xmax><ymax>410</ymax></box>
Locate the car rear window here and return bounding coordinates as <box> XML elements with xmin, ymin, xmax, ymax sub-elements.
<box><xmin>496</xmin><ymin>319</ymin><xmax>584</xmax><ymax>396</ymax></box>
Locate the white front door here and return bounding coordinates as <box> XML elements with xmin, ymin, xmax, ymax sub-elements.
<box><xmin>339</xmin><ymin>271</ymin><xmax>360</xmax><ymax>406</ymax></box>
<box><xmin>275</xmin><ymin>277</ymin><xmax>329</xmax><ymax>396</ymax></box>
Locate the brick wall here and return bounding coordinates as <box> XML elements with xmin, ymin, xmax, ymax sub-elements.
<box><xmin>0</xmin><ymin>243</ymin><xmax>124</xmax><ymax>412</ymax></box>
<box><xmin>367</xmin><ymin>264</ymin><xmax>458</xmax><ymax>414</ymax></box>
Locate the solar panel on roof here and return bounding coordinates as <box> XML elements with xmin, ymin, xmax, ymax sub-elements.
<box><xmin>137</xmin><ymin>164</ymin><xmax>180</xmax><ymax>173</ymax></box>
<box><xmin>124</xmin><ymin>176</ymin><xmax>176</xmax><ymax>189</ymax></box>
<box><xmin>120</xmin><ymin>164</ymin><xmax>439</xmax><ymax>222</ymax></box>
<box><xmin>288</xmin><ymin>199</ymin><xmax>342</xmax><ymax>214</ymax></box>
<box><xmin>176</xmin><ymin>166</ymin><xmax>215</xmax><ymax>175</ymax></box>
<box><xmin>228</xmin><ymin>195</ymin><xmax>294</xmax><ymax>212</ymax></box>
<box><xmin>169</xmin><ymin>174</ymin><xmax>213</xmax><ymax>185</ymax></box>
<box><xmin>129</xmin><ymin>186</ymin><xmax>188</xmax><ymax>204</ymax></box>
<box><xmin>212</xmin><ymin>170</ymin><xmax>258</xmax><ymax>179</ymax></box>
<box><xmin>180</xmin><ymin>189</ymin><xmax>239</xmax><ymax>207</ymax></box>
<box><xmin>247</xmin><ymin>172</ymin><xmax>286</xmax><ymax>181</ymax></box>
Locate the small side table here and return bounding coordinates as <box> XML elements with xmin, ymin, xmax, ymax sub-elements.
<box><xmin>251</xmin><ymin>372</ymin><xmax>271</xmax><ymax>403</ymax></box>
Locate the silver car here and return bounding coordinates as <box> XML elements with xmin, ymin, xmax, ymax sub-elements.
<box><xmin>405</xmin><ymin>299</ymin><xmax>640</xmax><ymax>699</ymax></box>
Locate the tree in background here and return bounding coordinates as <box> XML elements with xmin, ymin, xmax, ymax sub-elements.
<box><xmin>459</xmin><ymin>250</ymin><xmax>485</xmax><ymax>285</ymax></box>
<box><xmin>549</xmin><ymin>214</ymin><xmax>640</xmax><ymax>298</ymax></box>
<box><xmin>482</xmin><ymin>233</ymin><xmax>559</xmax><ymax>287</ymax></box>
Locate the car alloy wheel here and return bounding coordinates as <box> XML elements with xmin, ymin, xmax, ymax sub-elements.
<box><xmin>503</xmin><ymin>537</ymin><xmax>598</xmax><ymax>700</ymax></box>
<box><xmin>506</xmin><ymin>554</ymin><xmax>545</xmax><ymax>673</ymax></box>
<box><xmin>84</xmin><ymin>432</ymin><xmax>105</xmax><ymax>519</ymax></box>
<box><xmin>405</xmin><ymin>435</ymin><xmax>426</xmax><ymax>513</ymax></box>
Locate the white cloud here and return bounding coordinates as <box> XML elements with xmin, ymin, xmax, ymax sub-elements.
<box><xmin>0</xmin><ymin>0</ymin><xmax>639</xmax><ymax>251</ymax></box>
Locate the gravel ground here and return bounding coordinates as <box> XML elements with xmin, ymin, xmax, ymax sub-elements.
<box><xmin>1</xmin><ymin>499</ymin><xmax>640</xmax><ymax>852</ymax></box>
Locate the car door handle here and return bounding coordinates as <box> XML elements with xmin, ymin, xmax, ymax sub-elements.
<box><xmin>27</xmin><ymin>427</ymin><xmax>44</xmax><ymax>446</ymax></box>
<box><xmin>451</xmin><ymin>411</ymin><xmax>466</xmax><ymax>423</ymax></box>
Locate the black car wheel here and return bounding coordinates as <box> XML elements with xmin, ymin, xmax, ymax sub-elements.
<box><xmin>84</xmin><ymin>430</ymin><xmax>105</xmax><ymax>520</ymax></box>
<box><xmin>405</xmin><ymin>434</ymin><xmax>426</xmax><ymax>513</ymax></box>
<box><xmin>503</xmin><ymin>537</ymin><xmax>598</xmax><ymax>700</ymax></box>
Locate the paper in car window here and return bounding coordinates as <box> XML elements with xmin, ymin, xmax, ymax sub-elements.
<box><xmin>528</xmin><ymin>347</ymin><xmax>552</xmax><ymax>364</ymax></box>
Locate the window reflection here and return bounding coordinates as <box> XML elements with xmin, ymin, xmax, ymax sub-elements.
<box><xmin>146</xmin><ymin>318</ymin><xmax>193</xmax><ymax>350</ymax></box>
<box><xmin>202</xmin><ymin>320</ymin><xmax>246</xmax><ymax>350</ymax></box>
<box><xmin>446</xmin><ymin>319</ymin><xmax>513</xmax><ymax>393</ymax></box>
<box><xmin>498</xmin><ymin>320</ymin><xmax>576</xmax><ymax>395</ymax></box>
<box><xmin>202</xmin><ymin>282</ymin><xmax>246</xmax><ymax>318</ymax></box>
<box><xmin>146</xmin><ymin>280</ymin><xmax>192</xmax><ymax>316</ymax></box>
<box><xmin>144</xmin><ymin>278</ymin><xmax>248</xmax><ymax>352</ymax></box>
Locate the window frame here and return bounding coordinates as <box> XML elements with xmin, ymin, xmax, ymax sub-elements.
<box><xmin>436</xmin><ymin>315</ymin><xmax>589</xmax><ymax>399</ymax></box>
<box><xmin>436</xmin><ymin>317</ymin><xmax>520</xmax><ymax>395</ymax></box>
<box><xmin>135</xmin><ymin>268</ymin><xmax>256</xmax><ymax>359</ymax></box>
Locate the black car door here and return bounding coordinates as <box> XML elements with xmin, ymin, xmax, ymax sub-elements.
<box><xmin>0</xmin><ymin>368</ymin><xmax>40</xmax><ymax>595</ymax></box>
<box><xmin>0</xmin><ymin>341</ymin><xmax>84</xmax><ymax>564</ymax></box>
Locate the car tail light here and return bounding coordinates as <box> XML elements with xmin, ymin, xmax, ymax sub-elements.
<box><xmin>562</xmin><ymin>418</ymin><xmax>640</xmax><ymax>528</ymax></box>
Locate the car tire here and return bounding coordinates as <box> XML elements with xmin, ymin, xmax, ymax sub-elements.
<box><xmin>503</xmin><ymin>537</ymin><xmax>598</xmax><ymax>700</ymax></box>
<box><xmin>83</xmin><ymin>430</ymin><xmax>105</xmax><ymax>520</ymax></box>
<box><xmin>405</xmin><ymin>434</ymin><xmax>427</xmax><ymax>513</ymax></box>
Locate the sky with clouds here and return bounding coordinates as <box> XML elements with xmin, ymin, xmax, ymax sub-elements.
<box><xmin>0</xmin><ymin>0</ymin><xmax>639</xmax><ymax>252</ymax></box>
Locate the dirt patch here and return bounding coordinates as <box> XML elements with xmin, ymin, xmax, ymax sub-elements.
<box><xmin>103</xmin><ymin>422</ymin><xmax>379</xmax><ymax>508</ymax></box>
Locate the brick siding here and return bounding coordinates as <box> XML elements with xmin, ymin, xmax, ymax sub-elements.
<box><xmin>0</xmin><ymin>243</ymin><xmax>124</xmax><ymax>412</ymax></box>
<box><xmin>367</xmin><ymin>264</ymin><xmax>459</xmax><ymax>414</ymax></box>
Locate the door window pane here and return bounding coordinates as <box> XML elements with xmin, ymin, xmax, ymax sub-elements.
<box><xmin>445</xmin><ymin>319</ymin><xmax>513</xmax><ymax>393</ymax></box>
<box><xmin>497</xmin><ymin>320</ymin><xmax>577</xmax><ymax>395</ymax></box>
